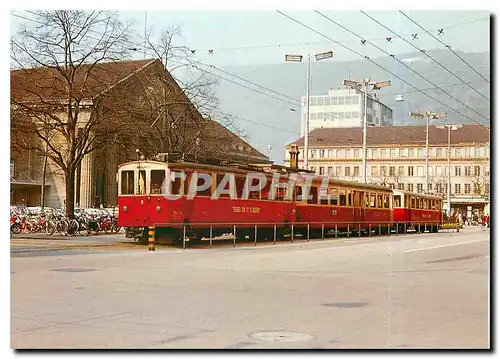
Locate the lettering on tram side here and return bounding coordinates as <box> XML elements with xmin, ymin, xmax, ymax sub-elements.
<box><xmin>233</xmin><ymin>206</ymin><xmax>261</xmax><ymax>214</ymax></box>
<box><xmin>162</xmin><ymin>171</ymin><xmax>339</xmax><ymax>203</ymax></box>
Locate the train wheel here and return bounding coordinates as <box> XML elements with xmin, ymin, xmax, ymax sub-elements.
<box><xmin>256</xmin><ymin>228</ymin><xmax>274</xmax><ymax>241</ymax></box>
<box><xmin>156</xmin><ymin>228</ymin><xmax>183</xmax><ymax>245</ymax></box>
<box><xmin>136</xmin><ymin>227</ymin><xmax>148</xmax><ymax>245</ymax></box>
<box><xmin>277</xmin><ymin>226</ymin><xmax>290</xmax><ymax>241</ymax></box>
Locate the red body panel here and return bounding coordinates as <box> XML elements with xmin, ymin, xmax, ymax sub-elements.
<box><xmin>295</xmin><ymin>205</ymin><xmax>393</xmax><ymax>228</ymax></box>
<box><xmin>118</xmin><ymin>195</ymin><xmax>295</xmax><ymax>228</ymax></box>
<box><xmin>394</xmin><ymin>208</ymin><xmax>411</xmax><ymax>223</ymax></box>
<box><xmin>394</xmin><ymin>208</ymin><xmax>442</xmax><ymax>224</ymax></box>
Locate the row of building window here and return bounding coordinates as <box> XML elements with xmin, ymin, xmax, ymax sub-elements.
<box><xmin>305</xmin><ymin>95</ymin><xmax>361</xmax><ymax>107</ymax></box>
<box><xmin>309</xmin><ymin>146</ymin><xmax>489</xmax><ymax>159</ymax></box>
<box><xmin>312</xmin><ymin>165</ymin><xmax>486</xmax><ymax>178</ymax></box>
<box><xmin>307</xmin><ymin>111</ymin><xmax>360</xmax><ymax>121</ymax></box>
<box><xmin>386</xmin><ymin>182</ymin><xmax>490</xmax><ymax>195</ymax></box>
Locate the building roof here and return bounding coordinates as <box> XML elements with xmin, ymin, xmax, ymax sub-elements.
<box><xmin>11</xmin><ymin>58</ymin><xmax>156</xmax><ymax>103</ymax></box>
<box><xmin>11</xmin><ymin>58</ymin><xmax>270</xmax><ymax>164</ymax></box>
<box><xmin>289</xmin><ymin>125</ymin><xmax>489</xmax><ymax>148</ymax></box>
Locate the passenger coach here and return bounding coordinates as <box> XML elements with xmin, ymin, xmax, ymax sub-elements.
<box><xmin>117</xmin><ymin>159</ymin><xmax>444</xmax><ymax>243</ymax></box>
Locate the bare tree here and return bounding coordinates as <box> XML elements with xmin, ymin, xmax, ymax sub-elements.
<box><xmin>119</xmin><ymin>26</ymin><xmax>249</xmax><ymax>162</ymax></box>
<box><xmin>11</xmin><ymin>10</ymin><xmax>133</xmax><ymax>217</ymax></box>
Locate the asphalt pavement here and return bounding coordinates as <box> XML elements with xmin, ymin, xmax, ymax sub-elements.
<box><xmin>11</xmin><ymin>226</ymin><xmax>489</xmax><ymax>349</ymax></box>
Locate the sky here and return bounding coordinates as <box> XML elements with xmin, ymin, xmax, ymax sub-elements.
<box><xmin>8</xmin><ymin>8</ymin><xmax>492</xmax><ymax>163</ymax></box>
<box><xmin>10</xmin><ymin>10</ymin><xmax>490</xmax><ymax>67</ymax></box>
<box><xmin>114</xmin><ymin>10</ymin><xmax>490</xmax><ymax>66</ymax></box>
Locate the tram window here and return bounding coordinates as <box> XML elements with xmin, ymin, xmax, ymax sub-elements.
<box><xmin>275</xmin><ymin>186</ymin><xmax>285</xmax><ymax>201</ymax></box>
<box><xmin>236</xmin><ymin>176</ymin><xmax>247</xmax><ymax>199</ymax></box>
<box><xmin>172</xmin><ymin>172</ymin><xmax>182</xmax><ymax>195</ymax></box>
<box><xmin>419</xmin><ymin>198</ymin><xmax>423</xmax><ymax>209</ymax></box>
<box><xmin>319</xmin><ymin>187</ymin><xmax>329</xmax><ymax>205</ymax></box>
<box><xmin>394</xmin><ymin>195</ymin><xmax>401</xmax><ymax>208</ymax></box>
<box><xmin>138</xmin><ymin>170</ymin><xmax>146</xmax><ymax>194</ymax></box>
<box><xmin>339</xmin><ymin>189</ymin><xmax>347</xmax><ymax>206</ymax></box>
<box><xmin>411</xmin><ymin>197</ymin><xmax>416</xmax><ymax>209</ymax></box>
<box><xmin>197</xmin><ymin>172</ymin><xmax>212</xmax><ymax>197</ymax></box>
<box><xmin>384</xmin><ymin>194</ymin><xmax>390</xmax><ymax>208</ymax></box>
<box><xmin>370</xmin><ymin>194</ymin><xmax>376</xmax><ymax>208</ymax></box>
<box><xmin>377</xmin><ymin>194</ymin><xmax>383</xmax><ymax>208</ymax></box>
<box><xmin>308</xmin><ymin>186</ymin><xmax>318</xmax><ymax>204</ymax></box>
<box><xmin>330</xmin><ymin>188</ymin><xmax>338</xmax><ymax>206</ymax></box>
<box><xmin>151</xmin><ymin>170</ymin><xmax>166</xmax><ymax>194</ymax></box>
<box><xmin>424</xmin><ymin>199</ymin><xmax>428</xmax><ymax>209</ymax></box>
<box><xmin>365</xmin><ymin>193</ymin><xmax>370</xmax><ymax>208</ymax></box>
<box><xmin>121</xmin><ymin>171</ymin><xmax>134</xmax><ymax>195</ymax></box>
<box><xmin>183</xmin><ymin>172</ymin><xmax>192</xmax><ymax>195</ymax></box>
<box><xmin>295</xmin><ymin>186</ymin><xmax>303</xmax><ymax>202</ymax></box>
<box><xmin>260</xmin><ymin>182</ymin><xmax>271</xmax><ymax>200</ymax></box>
<box><xmin>347</xmin><ymin>192</ymin><xmax>352</xmax><ymax>207</ymax></box>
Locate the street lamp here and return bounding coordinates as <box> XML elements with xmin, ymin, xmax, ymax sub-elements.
<box><xmin>343</xmin><ymin>78</ymin><xmax>391</xmax><ymax>183</ymax></box>
<box><xmin>409</xmin><ymin>111</ymin><xmax>447</xmax><ymax>193</ymax></box>
<box><xmin>435</xmin><ymin>124</ymin><xmax>463</xmax><ymax>216</ymax></box>
<box><xmin>286</xmin><ymin>50</ymin><xmax>334</xmax><ymax>170</ymax></box>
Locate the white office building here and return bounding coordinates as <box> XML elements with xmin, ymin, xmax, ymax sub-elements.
<box><xmin>301</xmin><ymin>87</ymin><xmax>394</xmax><ymax>136</ymax></box>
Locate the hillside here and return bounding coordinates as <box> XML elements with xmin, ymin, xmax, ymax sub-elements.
<box><xmin>213</xmin><ymin>49</ymin><xmax>490</xmax><ymax>163</ymax></box>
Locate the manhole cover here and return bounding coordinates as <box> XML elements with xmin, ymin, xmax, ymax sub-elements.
<box><xmin>250</xmin><ymin>331</ymin><xmax>314</xmax><ymax>343</ymax></box>
<box><xmin>52</xmin><ymin>268</ymin><xmax>96</xmax><ymax>273</ymax></box>
<box><xmin>322</xmin><ymin>302</ymin><xmax>368</xmax><ymax>308</ymax></box>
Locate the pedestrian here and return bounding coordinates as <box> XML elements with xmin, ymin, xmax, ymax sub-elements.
<box><xmin>482</xmin><ymin>214</ymin><xmax>488</xmax><ymax>231</ymax></box>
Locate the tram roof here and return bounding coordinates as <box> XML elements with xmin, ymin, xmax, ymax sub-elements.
<box><xmin>392</xmin><ymin>189</ymin><xmax>444</xmax><ymax>200</ymax></box>
<box><xmin>119</xmin><ymin>160</ymin><xmax>393</xmax><ymax>192</ymax></box>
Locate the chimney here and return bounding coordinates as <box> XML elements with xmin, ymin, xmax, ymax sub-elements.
<box><xmin>289</xmin><ymin>144</ymin><xmax>300</xmax><ymax>169</ymax></box>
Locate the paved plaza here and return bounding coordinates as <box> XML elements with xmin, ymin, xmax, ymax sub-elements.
<box><xmin>11</xmin><ymin>227</ymin><xmax>489</xmax><ymax>349</ymax></box>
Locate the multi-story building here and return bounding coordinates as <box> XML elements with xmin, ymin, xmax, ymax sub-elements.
<box><xmin>285</xmin><ymin>125</ymin><xmax>490</xmax><ymax>216</ymax></box>
<box><xmin>300</xmin><ymin>87</ymin><xmax>393</xmax><ymax>136</ymax></box>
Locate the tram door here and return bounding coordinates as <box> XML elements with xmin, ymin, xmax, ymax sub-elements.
<box><xmin>352</xmin><ymin>190</ymin><xmax>364</xmax><ymax>223</ymax></box>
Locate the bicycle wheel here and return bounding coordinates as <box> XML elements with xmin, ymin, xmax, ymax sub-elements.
<box><xmin>46</xmin><ymin>221</ymin><xmax>56</xmax><ymax>235</ymax></box>
<box><xmin>66</xmin><ymin>219</ymin><xmax>79</xmax><ymax>236</ymax></box>
<box><xmin>56</xmin><ymin>220</ymin><xmax>68</xmax><ymax>235</ymax></box>
<box><xmin>11</xmin><ymin>223</ymin><xmax>21</xmax><ymax>235</ymax></box>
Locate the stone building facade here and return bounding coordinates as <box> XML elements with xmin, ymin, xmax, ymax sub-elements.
<box><xmin>285</xmin><ymin>125</ymin><xmax>490</xmax><ymax>216</ymax></box>
<box><xmin>11</xmin><ymin>58</ymin><xmax>270</xmax><ymax>209</ymax></box>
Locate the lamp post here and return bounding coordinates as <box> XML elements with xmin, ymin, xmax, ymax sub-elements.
<box><xmin>343</xmin><ymin>78</ymin><xmax>391</xmax><ymax>183</ymax></box>
<box><xmin>435</xmin><ymin>124</ymin><xmax>463</xmax><ymax>216</ymax></box>
<box><xmin>286</xmin><ymin>51</ymin><xmax>334</xmax><ymax>170</ymax></box>
<box><xmin>409</xmin><ymin>111</ymin><xmax>447</xmax><ymax>193</ymax></box>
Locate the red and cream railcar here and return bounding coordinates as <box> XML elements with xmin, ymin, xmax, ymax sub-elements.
<box><xmin>392</xmin><ymin>190</ymin><xmax>443</xmax><ymax>232</ymax></box>
<box><xmin>293</xmin><ymin>176</ymin><xmax>394</xmax><ymax>235</ymax></box>
<box><xmin>117</xmin><ymin>160</ymin><xmax>296</xmax><ymax>242</ymax></box>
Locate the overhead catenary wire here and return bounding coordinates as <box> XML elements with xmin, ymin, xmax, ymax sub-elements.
<box><xmin>198</xmin><ymin>63</ymin><xmax>301</xmax><ymax>104</ymax></box>
<box><xmin>191</xmin><ymin>64</ymin><xmax>300</xmax><ymax>108</ymax></box>
<box><xmin>11</xmin><ymin>11</ymin><xmax>489</xmax><ymax>139</ymax></box>
<box><xmin>377</xmin><ymin>79</ymin><xmax>485</xmax><ymax>97</ymax></box>
<box><xmin>398</xmin><ymin>10</ymin><xmax>490</xmax><ymax>84</ymax></box>
<box><xmin>13</xmin><ymin>12</ymin><xmax>303</xmax><ymax>111</ymax></box>
<box><xmin>276</xmin><ymin>10</ymin><xmax>489</xmax><ymax>129</ymax></box>
<box><xmin>314</xmin><ymin>10</ymin><xmax>490</xmax><ymax>122</ymax></box>
<box><xmin>359</xmin><ymin>10</ymin><xmax>489</xmax><ymax>100</ymax></box>
<box><xmin>179</xmin><ymin>16</ymin><xmax>490</xmax><ymax>53</ymax></box>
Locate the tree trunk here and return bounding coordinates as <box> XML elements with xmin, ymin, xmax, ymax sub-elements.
<box><xmin>65</xmin><ymin>168</ymin><xmax>76</xmax><ymax>218</ymax></box>
<box><xmin>40</xmin><ymin>154</ymin><xmax>48</xmax><ymax>210</ymax></box>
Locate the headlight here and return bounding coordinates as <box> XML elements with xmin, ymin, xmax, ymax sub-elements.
<box><xmin>122</xmin><ymin>205</ymin><xmax>128</xmax><ymax>212</ymax></box>
<box><xmin>156</xmin><ymin>206</ymin><xmax>161</xmax><ymax>212</ymax></box>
